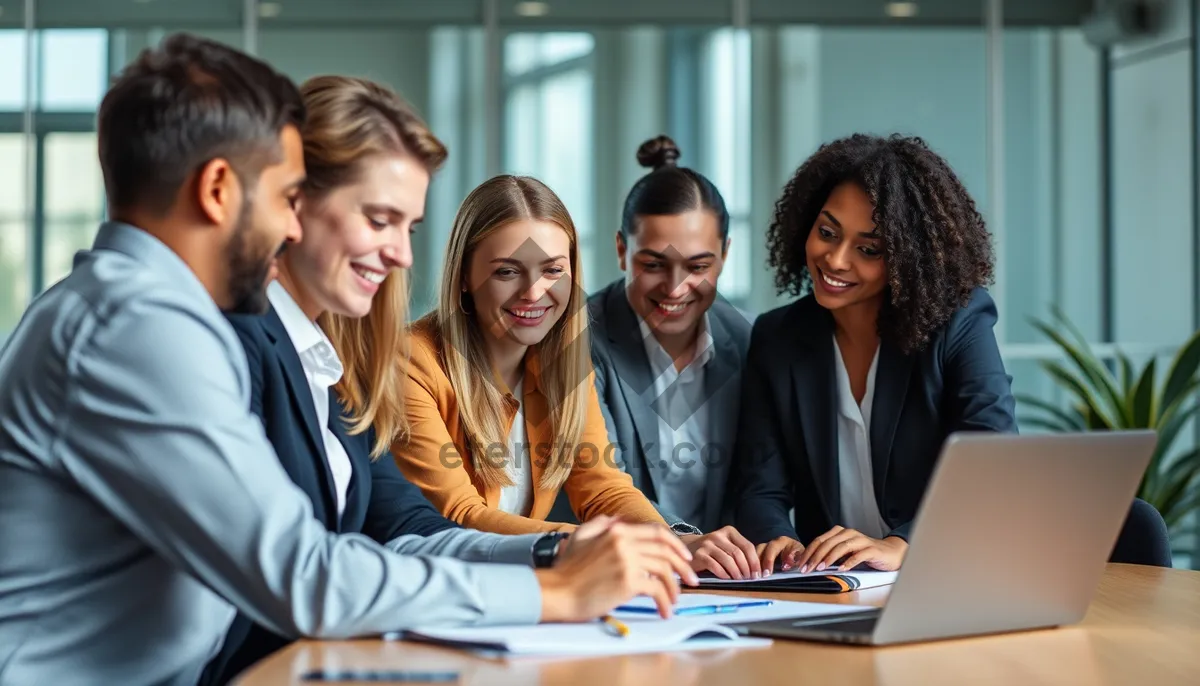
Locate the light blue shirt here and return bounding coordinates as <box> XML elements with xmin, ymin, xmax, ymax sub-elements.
<box><xmin>0</xmin><ymin>222</ymin><xmax>541</xmax><ymax>685</ymax></box>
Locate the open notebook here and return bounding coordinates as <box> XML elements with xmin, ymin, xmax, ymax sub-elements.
<box><xmin>399</xmin><ymin>595</ymin><xmax>873</xmax><ymax>656</ymax></box>
<box><xmin>696</xmin><ymin>569</ymin><xmax>898</xmax><ymax>593</ymax></box>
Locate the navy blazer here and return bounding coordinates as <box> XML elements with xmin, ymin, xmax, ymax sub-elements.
<box><xmin>729</xmin><ymin>287</ymin><xmax>1017</xmax><ymax>545</ymax></box>
<box><xmin>200</xmin><ymin>307</ymin><xmax>458</xmax><ymax>685</ymax></box>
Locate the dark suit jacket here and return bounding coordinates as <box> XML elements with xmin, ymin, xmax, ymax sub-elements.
<box><xmin>200</xmin><ymin>307</ymin><xmax>458</xmax><ymax>685</ymax></box>
<box><xmin>729</xmin><ymin>287</ymin><xmax>1017</xmax><ymax>545</ymax></box>
<box><xmin>583</xmin><ymin>279</ymin><xmax>753</xmax><ymax>533</ymax></box>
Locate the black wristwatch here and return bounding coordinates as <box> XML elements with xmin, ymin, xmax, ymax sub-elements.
<box><xmin>532</xmin><ymin>532</ymin><xmax>569</xmax><ymax>568</ymax></box>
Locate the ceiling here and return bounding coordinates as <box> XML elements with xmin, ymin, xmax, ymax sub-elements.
<box><xmin>0</xmin><ymin>0</ymin><xmax>1098</xmax><ymax>30</ymax></box>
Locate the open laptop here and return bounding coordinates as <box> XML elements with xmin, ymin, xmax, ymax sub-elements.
<box><xmin>726</xmin><ymin>430</ymin><xmax>1156</xmax><ymax>646</ymax></box>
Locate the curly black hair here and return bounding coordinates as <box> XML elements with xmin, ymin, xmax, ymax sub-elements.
<box><xmin>766</xmin><ymin>133</ymin><xmax>995</xmax><ymax>354</ymax></box>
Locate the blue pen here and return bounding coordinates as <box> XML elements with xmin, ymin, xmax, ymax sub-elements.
<box><xmin>301</xmin><ymin>670</ymin><xmax>459</xmax><ymax>682</ymax></box>
<box><xmin>615</xmin><ymin>600</ymin><xmax>773</xmax><ymax>615</ymax></box>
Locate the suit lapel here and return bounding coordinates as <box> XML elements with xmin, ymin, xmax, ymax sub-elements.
<box><xmin>604</xmin><ymin>286</ymin><xmax>664</xmax><ymax>500</ymax></box>
<box><xmin>330</xmin><ymin>403</ymin><xmax>367</xmax><ymax>533</ymax></box>
<box><xmin>263</xmin><ymin>307</ymin><xmax>340</xmax><ymax>523</ymax></box>
<box><xmin>700</xmin><ymin>315</ymin><xmax>741</xmax><ymax>530</ymax></box>
<box><xmin>792</xmin><ymin>306</ymin><xmax>840</xmax><ymax>524</ymax></box>
<box><xmin>868</xmin><ymin>341</ymin><xmax>913</xmax><ymax>510</ymax></box>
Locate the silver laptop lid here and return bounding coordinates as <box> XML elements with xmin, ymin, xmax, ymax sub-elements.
<box><xmin>872</xmin><ymin>430</ymin><xmax>1156</xmax><ymax>645</ymax></box>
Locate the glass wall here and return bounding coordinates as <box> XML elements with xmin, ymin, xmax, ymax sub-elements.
<box><xmin>2</xmin><ymin>0</ymin><xmax>1196</xmax><ymax>561</ymax></box>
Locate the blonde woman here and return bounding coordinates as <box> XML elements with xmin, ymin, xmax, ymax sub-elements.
<box><xmin>204</xmin><ymin>78</ymin><xmax>695</xmax><ymax>686</ymax></box>
<box><xmin>394</xmin><ymin>175</ymin><xmax>760</xmax><ymax>578</ymax></box>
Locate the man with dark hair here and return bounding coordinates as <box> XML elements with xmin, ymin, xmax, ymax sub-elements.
<box><xmin>0</xmin><ymin>34</ymin><xmax>692</xmax><ymax>685</ymax></box>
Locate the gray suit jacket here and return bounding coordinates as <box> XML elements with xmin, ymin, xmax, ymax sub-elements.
<box><xmin>0</xmin><ymin>223</ymin><xmax>540</xmax><ymax>686</ymax></box>
<box><xmin>585</xmin><ymin>279</ymin><xmax>753</xmax><ymax>533</ymax></box>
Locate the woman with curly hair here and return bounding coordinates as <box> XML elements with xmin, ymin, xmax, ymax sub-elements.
<box><xmin>729</xmin><ymin>133</ymin><xmax>1017</xmax><ymax>575</ymax></box>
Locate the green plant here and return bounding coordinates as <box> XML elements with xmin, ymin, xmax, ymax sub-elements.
<box><xmin>1017</xmin><ymin>308</ymin><xmax>1200</xmax><ymax>535</ymax></box>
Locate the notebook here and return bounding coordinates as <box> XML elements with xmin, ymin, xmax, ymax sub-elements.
<box><xmin>696</xmin><ymin>569</ymin><xmax>898</xmax><ymax>593</ymax></box>
<box><xmin>399</xmin><ymin>595</ymin><xmax>873</xmax><ymax>656</ymax></box>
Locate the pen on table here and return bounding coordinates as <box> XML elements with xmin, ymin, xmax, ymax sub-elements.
<box><xmin>677</xmin><ymin>600</ymin><xmax>774</xmax><ymax>616</ymax></box>
<box><xmin>601</xmin><ymin>614</ymin><xmax>630</xmax><ymax>637</ymax></box>
<box><xmin>615</xmin><ymin>600</ymin><xmax>774</xmax><ymax>615</ymax></box>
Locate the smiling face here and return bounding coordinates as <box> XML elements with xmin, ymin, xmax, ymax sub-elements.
<box><xmin>805</xmin><ymin>181</ymin><xmax>888</xmax><ymax>313</ymax></box>
<box><xmin>618</xmin><ymin>209</ymin><xmax>726</xmax><ymax>339</ymax></box>
<box><xmin>284</xmin><ymin>152</ymin><xmax>429</xmax><ymax>319</ymax></box>
<box><xmin>465</xmin><ymin>219</ymin><xmax>574</xmax><ymax>349</ymax></box>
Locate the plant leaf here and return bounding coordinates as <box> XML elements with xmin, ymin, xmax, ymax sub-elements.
<box><xmin>1160</xmin><ymin>329</ymin><xmax>1200</xmax><ymax>419</ymax></box>
<box><xmin>1131</xmin><ymin>358</ymin><xmax>1157</xmax><ymax>428</ymax></box>
<box><xmin>1014</xmin><ymin>394</ymin><xmax>1086</xmax><ymax>432</ymax></box>
<box><xmin>1161</xmin><ymin>486</ymin><xmax>1200</xmax><ymax>530</ymax></box>
<box><xmin>1031</xmin><ymin>320</ymin><xmax>1129</xmax><ymax>426</ymax></box>
<box><xmin>1048</xmin><ymin>306</ymin><xmax>1092</xmax><ymax>349</ymax></box>
<box><xmin>1117</xmin><ymin>352</ymin><xmax>1135</xmax><ymax>400</ymax></box>
<box><xmin>1018</xmin><ymin>417</ymin><xmax>1079</xmax><ymax>433</ymax></box>
<box><xmin>1040</xmin><ymin>360</ymin><xmax>1116</xmax><ymax>429</ymax></box>
<box><xmin>1143</xmin><ymin>401</ymin><xmax>1200</xmax><ymax>497</ymax></box>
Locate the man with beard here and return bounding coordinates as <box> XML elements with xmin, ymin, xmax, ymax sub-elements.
<box><xmin>0</xmin><ymin>34</ymin><xmax>693</xmax><ymax>686</ymax></box>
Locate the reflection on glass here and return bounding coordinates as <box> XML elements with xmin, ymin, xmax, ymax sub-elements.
<box><xmin>43</xmin><ymin>132</ymin><xmax>104</xmax><ymax>287</ymax></box>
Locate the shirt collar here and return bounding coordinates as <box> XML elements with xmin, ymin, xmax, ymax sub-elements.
<box><xmin>267</xmin><ymin>282</ymin><xmax>343</xmax><ymax>384</ymax></box>
<box><xmin>90</xmin><ymin>221</ymin><xmax>216</xmax><ymax>312</ymax></box>
<box><xmin>638</xmin><ymin>310</ymin><xmax>715</xmax><ymax>375</ymax></box>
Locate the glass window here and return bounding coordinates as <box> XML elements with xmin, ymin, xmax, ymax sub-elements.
<box><xmin>0</xmin><ymin>30</ymin><xmax>29</xmax><ymax>111</ymax></box>
<box><xmin>40</xmin><ymin>30</ymin><xmax>108</xmax><ymax>112</ymax></box>
<box><xmin>0</xmin><ymin>135</ymin><xmax>29</xmax><ymax>335</ymax></box>
<box><xmin>700</xmin><ymin>29</ymin><xmax>751</xmax><ymax>302</ymax></box>
<box><xmin>43</xmin><ymin>133</ymin><xmax>105</xmax><ymax>286</ymax></box>
<box><xmin>505</xmin><ymin>32</ymin><xmax>594</xmax><ymax>77</ymax></box>
<box><xmin>503</xmin><ymin>32</ymin><xmax>596</xmax><ymax>289</ymax></box>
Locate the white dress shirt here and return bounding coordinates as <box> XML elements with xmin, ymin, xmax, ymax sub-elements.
<box><xmin>498</xmin><ymin>380</ymin><xmax>534</xmax><ymax>516</ymax></box>
<box><xmin>638</xmin><ymin>313</ymin><xmax>715</xmax><ymax>528</ymax></box>
<box><xmin>268</xmin><ymin>282</ymin><xmax>353</xmax><ymax>518</ymax></box>
<box><xmin>832</xmin><ymin>334</ymin><xmax>889</xmax><ymax>539</ymax></box>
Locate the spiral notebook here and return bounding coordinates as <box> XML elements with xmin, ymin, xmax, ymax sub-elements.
<box><xmin>399</xmin><ymin>595</ymin><xmax>872</xmax><ymax>656</ymax></box>
<box><xmin>696</xmin><ymin>569</ymin><xmax>898</xmax><ymax>593</ymax></box>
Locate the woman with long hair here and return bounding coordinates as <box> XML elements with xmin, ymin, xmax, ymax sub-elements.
<box><xmin>203</xmin><ymin>76</ymin><xmax>694</xmax><ymax>685</ymax></box>
<box><xmin>391</xmin><ymin>174</ymin><xmax>754</xmax><ymax>577</ymax></box>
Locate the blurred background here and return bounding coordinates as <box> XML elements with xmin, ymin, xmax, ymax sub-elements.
<box><xmin>1</xmin><ymin>0</ymin><xmax>1197</xmax><ymax>563</ymax></box>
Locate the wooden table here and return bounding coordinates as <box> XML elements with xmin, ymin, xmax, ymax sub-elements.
<box><xmin>234</xmin><ymin>564</ymin><xmax>1200</xmax><ymax>686</ymax></box>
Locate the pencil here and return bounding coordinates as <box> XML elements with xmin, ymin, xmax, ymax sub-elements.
<box><xmin>601</xmin><ymin>615</ymin><xmax>630</xmax><ymax>638</ymax></box>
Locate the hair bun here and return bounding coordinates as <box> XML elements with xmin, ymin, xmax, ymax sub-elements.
<box><xmin>636</xmin><ymin>135</ymin><xmax>681</xmax><ymax>170</ymax></box>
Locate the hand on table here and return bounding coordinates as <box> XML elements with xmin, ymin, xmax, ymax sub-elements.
<box><xmin>536</xmin><ymin>517</ymin><xmax>699</xmax><ymax>622</ymax></box>
<box><xmin>792</xmin><ymin>526</ymin><xmax>908</xmax><ymax>573</ymax></box>
<box><xmin>755</xmin><ymin>536</ymin><xmax>807</xmax><ymax>574</ymax></box>
<box><xmin>679</xmin><ymin>526</ymin><xmax>761</xmax><ymax>580</ymax></box>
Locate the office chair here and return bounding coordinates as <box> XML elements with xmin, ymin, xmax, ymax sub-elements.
<box><xmin>1109</xmin><ymin>498</ymin><xmax>1173</xmax><ymax>567</ymax></box>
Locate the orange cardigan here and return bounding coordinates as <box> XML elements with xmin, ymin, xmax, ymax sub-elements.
<box><xmin>393</xmin><ymin>320</ymin><xmax>666</xmax><ymax>534</ymax></box>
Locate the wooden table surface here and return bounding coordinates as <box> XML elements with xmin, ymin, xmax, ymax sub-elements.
<box><xmin>233</xmin><ymin>564</ymin><xmax>1200</xmax><ymax>686</ymax></box>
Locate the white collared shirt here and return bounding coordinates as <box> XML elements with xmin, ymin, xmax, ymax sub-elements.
<box><xmin>638</xmin><ymin>312</ymin><xmax>715</xmax><ymax>527</ymax></box>
<box><xmin>831</xmin><ymin>334</ymin><xmax>889</xmax><ymax>539</ymax></box>
<box><xmin>497</xmin><ymin>379</ymin><xmax>534</xmax><ymax>516</ymax></box>
<box><xmin>268</xmin><ymin>281</ymin><xmax>353</xmax><ymax>518</ymax></box>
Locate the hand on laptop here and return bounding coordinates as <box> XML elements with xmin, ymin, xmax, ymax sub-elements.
<box><xmin>756</xmin><ymin>536</ymin><xmax>807</xmax><ymax>574</ymax></box>
<box><xmin>792</xmin><ymin>526</ymin><xmax>908</xmax><ymax>573</ymax></box>
<box><xmin>679</xmin><ymin>526</ymin><xmax>762</xmax><ymax>580</ymax></box>
<box><xmin>535</xmin><ymin>517</ymin><xmax>699</xmax><ymax>621</ymax></box>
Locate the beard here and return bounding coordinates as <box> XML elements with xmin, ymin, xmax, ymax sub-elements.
<box><xmin>223</xmin><ymin>199</ymin><xmax>284</xmax><ymax>315</ymax></box>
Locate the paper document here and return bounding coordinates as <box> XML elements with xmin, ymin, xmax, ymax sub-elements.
<box><xmin>402</xmin><ymin>595</ymin><xmax>873</xmax><ymax>656</ymax></box>
<box><xmin>696</xmin><ymin>569</ymin><xmax>898</xmax><ymax>593</ymax></box>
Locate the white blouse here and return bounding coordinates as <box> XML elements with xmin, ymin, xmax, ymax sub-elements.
<box><xmin>831</xmin><ymin>335</ymin><xmax>889</xmax><ymax>539</ymax></box>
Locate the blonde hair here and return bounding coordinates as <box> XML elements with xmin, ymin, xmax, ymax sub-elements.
<box><xmin>299</xmin><ymin>75</ymin><xmax>447</xmax><ymax>458</ymax></box>
<box><xmin>433</xmin><ymin>175</ymin><xmax>591</xmax><ymax>490</ymax></box>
